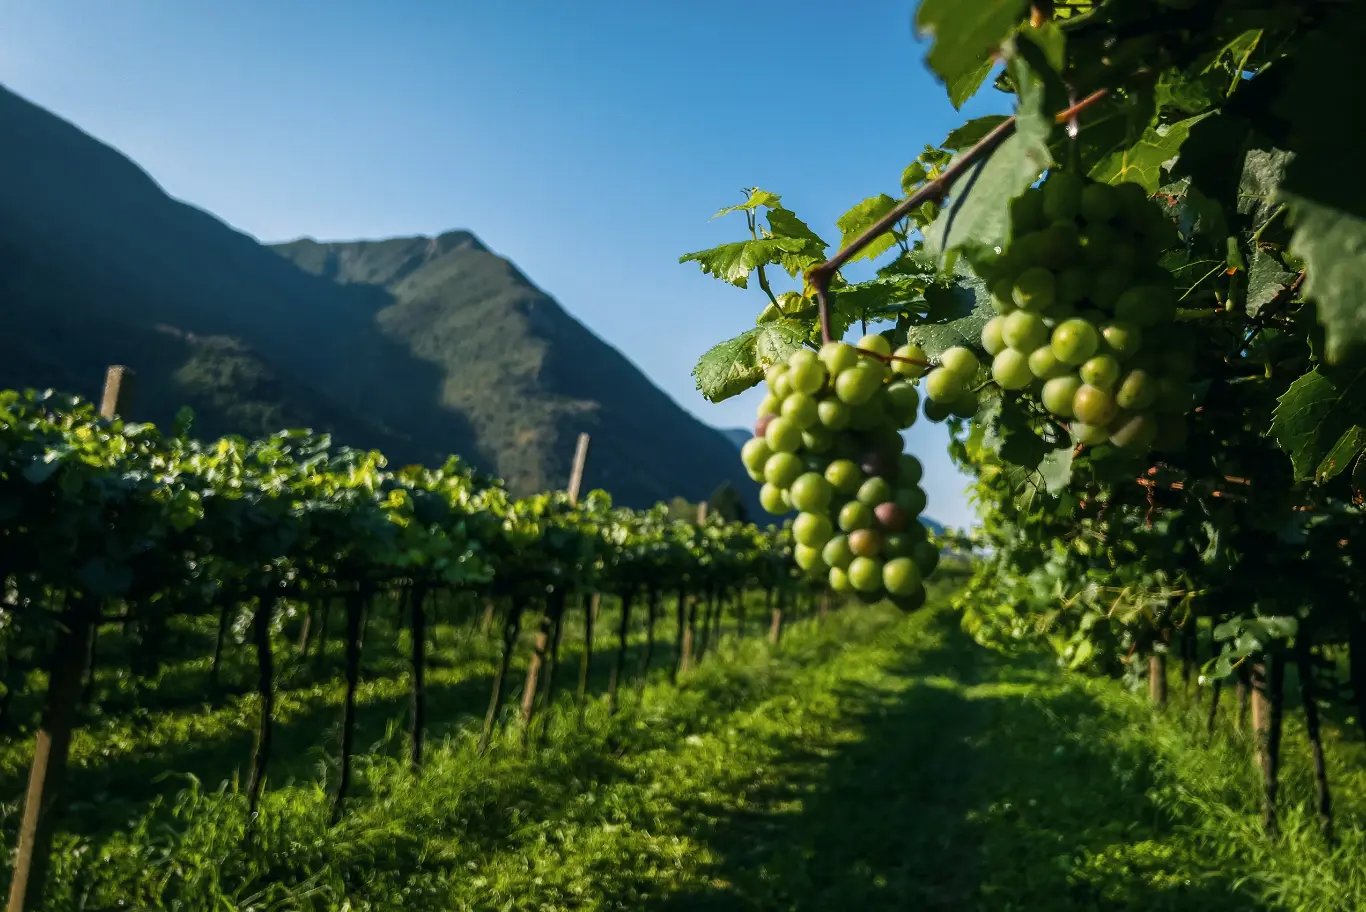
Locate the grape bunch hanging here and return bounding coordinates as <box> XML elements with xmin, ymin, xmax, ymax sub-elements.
<box><xmin>740</xmin><ymin>337</ymin><xmax>939</xmax><ymax>610</ymax></box>
<box><xmin>923</xmin><ymin>172</ymin><xmax>1195</xmax><ymax>452</ymax></box>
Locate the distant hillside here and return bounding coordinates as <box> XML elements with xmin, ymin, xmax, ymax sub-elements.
<box><xmin>0</xmin><ymin>83</ymin><xmax>758</xmax><ymax>511</ymax></box>
<box><xmin>720</xmin><ymin>427</ymin><xmax>752</xmax><ymax>449</ymax></box>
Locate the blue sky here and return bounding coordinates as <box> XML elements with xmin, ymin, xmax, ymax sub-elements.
<box><xmin>1</xmin><ymin>1</ymin><xmax>1008</xmax><ymax>528</ymax></box>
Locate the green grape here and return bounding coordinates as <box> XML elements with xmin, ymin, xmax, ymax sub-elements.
<box><xmin>990</xmin><ymin>279</ymin><xmax>1017</xmax><ymax>314</ymax></box>
<box><xmin>883</xmin><ymin>533</ymin><xmax>915</xmax><ymax>557</ymax></box>
<box><xmin>765</xmin><ymin>362</ymin><xmax>788</xmax><ymax>387</ymax></box>
<box><xmin>923</xmin><ymin>398</ymin><xmax>952</xmax><ymax>422</ymax></box>
<box><xmin>885</xmin><ymin>381</ymin><xmax>921</xmax><ymax>425</ymax></box>
<box><xmin>1041</xmin><ymin>375</ymin><xmax>1083</xmax><ymax>417</ymax></box>
<box><xmin>740</xmin><ymin>437</ymin><xmax>772</xmax><ymax>473</ymax></box>
<box><xmin>894</xmin><ymin>485</ymin><xmax>928</xmax><ymax>516</ymax></box>
<box><xmin>1042</xmin><ymin>171</ymin><xmax>1085</xmax><ymax>222</ymax></box>
<box><xmin>759</xmin><ymin>483</ymin><xmax>788</xmax><ymax>514</ymax></box>
<box><xmin>789</xmin><ymin>473</ymin><xmax>833</xmax><ymax>513</ymax></box>
<box><xmin>764</xmin><ymin>451</ymin><xmax>803</xmax><ymax>487</ymax></box>
<box><xmin>857</xmin><ymin>333</ymin><xmax>893</xmax><ymax>357</ymax></box>
<box><xmin>948</xmin><ymin>395</ymin><xmax>978</xmax><ymax>419</ymax></box>
<box><xmin>838</xmin><ymin>500</ymin><xmax>874</xmax><ymax>532</ymax></box>
<box><xmin>1070</xmin><ymin>421</ymin><xmax>1110</xmax><ymax>446</ymax></box>
<box><xmin>925</xmin><ymin>367</ymin><xmax>968</xmax><ymax>403</ymax></box>
<box><xmin>848</xmin><ymin>528</ymin><xmax>883</xmax><ymax>558</ymax></box>
<box><xmin>787</xmin><ymin>350</ymin><xmax>828</xmax><ymax>394</ymax></box>
<box><xmin>1028</xmin><ymin>345</ymin><xmax>1068</xmax><ymax>380</ymax></box>
<box><xmin>834</xmin><ymin>364</ymin><xmax>882</xmax><ymax>405</ymax></box>
<box><xmin>911</xmin><ymin>539</ymin><xmax>940</xmax><ymax>577</ymax></box>
<box><xmin>803</xmin><ymin>452</ymin><xmax>831</xmax><ymax>474</ymax></box>
<box><xmin>981</xmin><ymin>316</ymin><xmax>1007</xmax><ymax>355</ymax></box>
<box><xmin>1079</xmin><ymin>354</ymin><xmax>1121</xmax><ymax>390</ymax></box>
<box><xmin>1115</xmin><ymin>285</ymin><xmax>1177</xmax><ymax>327</ymax></box>
<box><xmin>847</xmin><ymin>556</ymin><xmax>884</xmax><ymax>593</ymax></box>
<box><xmin>1109</xmin><ymin>411</ymin><xmax>1159</xmax><ymax>451</ymax></box>
<box><xmin>1090</xmin><ymin>269</ymin><xmax>1130</xmax><ymax>310</ymax></box>
<box><xmin>992</xmin><ymin>348</ymin><xmax>1034</xmax><ymax>390</ymax></box>
<box><xmin>820</xmin><ymin>341</ymin><xmax>861</xmax><ymax>376</ymax></box>
<box><xmin>780</xmin><ymin>392</ymin><xmax>819</xmax><ymax>429</ymax></box>
<box><xmin>824</xmin><ymin>458</ymin><xmax>862</xmax><ymax>494</ymax></box>
<box><xmin>1002</xmin><ymin>311</ymin><xmax>1049</xmax><ymax>352</ymax></box>
<box><xmin>1080</xmin><ymin>182</ymin><xmax>1120</xmax><ymax>223</ymax></box>
<box><xmin>757</xmin><ymin>393</ymin><xmax>781</xmax><ymax>416</ymax></box>
<box><xmin>822</xmin><ymin>535</ymin><xmax>854</xmax><ymax>570</ymax></box>
<box><xmin>1050</xmin><ymin>318</ymin><xmax>1100</xmax><ymax>365</ymax></box>
<box><xmin>848</xmin><ymin>397</ymin><xmax>890</xmax><ymax>431</ymax></box>
<box><xmin>1073</xmin><ymin>384</ymin><xmax>1118</xmax><ymax>426</ymax></box>
<box><xmin>764</xmin><ymin>417</ymin><xmax>803</xmax><ymax>454</ymax></box>
<box><xmin>828</xmin><ymin>566</ymin><xmax>852</xmax><ymax>593</ymax></box>
<box><xmin>794</xmin><ymin>543</ymin><xmax>826</xmax><ymax>573</ymax></box>
<box><xmin>1038</xmin><ymin>223</ymin><xmax>1082</xmax><ymax>269</ymax></box>
<box><xmin>939</xmin><ymin>346</ymin><xmax>980</xmax><ymax>378</ymax></box>
<box><xmin>891</xmin><ymin>343</ymin><xmax>930</xmax><ymax>378</ymax></box>
<box><xmin>1114</xmin><ymin>181</ymin><xmax>1150</xmax><ymax>222</ymax></box>
<box><xmin>1100</xmin><ymin>321</ymin><xmax>1142</xmax><ymax>361</ymax></box>
<box><xmin>882</xmin><ymin>557</ymin><xmax>923</xmax><ymax>597</ymax></box>
<box><xmin>898</xmin><ymin>453</ymin><xmax>924</xmax><ymax>486</ymax></box>
<box><xmin>1010</xmin><ymin>190</ymin><xmax>1047</xmax><ymax>234</ymax></box>
<box><xmin>793</xmin><ymin>511</ymin><xmax>834</xmax><ymax>548</ymax></box>
<box><xmin>1012</xmin><ymin>267</ymin><xmax>1057</xmax><ymax>312</ymax></box>
<box><xmin>1055</xmin><ymin>267</ymin><xmax>1091</xmax><ymax>306</ymax></box>
<box><xmin>856</xmin><ymin>477</ymin><xmax>893</xmax><ymax>509</ymax></box>
<box><xmin>801</xmin><ymin>425</ymin><xmax>835</xmax><ymax>453</ymax></box>
<box><xmin>817</xmin><ymin>398</ymin><xmax>851</xmax><ymax>430</ymax></box>
<box><xmin>1155</xmin><ymin>377</ymin><xmax>1195</xmax><ymax>414</ymax></box>
<box><xmin>1115</xmin><ymin>369</ymin><xmax>1157</xmax><ymax>411</ymax></box>
<box><xmin>1109</xmin><ymin>241</ymin><xmax>1140</xmax><ymax>274</ymax></box>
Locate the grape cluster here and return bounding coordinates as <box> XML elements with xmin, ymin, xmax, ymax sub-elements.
<box><xmin>924</xmin><ymin>172</ymin><xmax>1194</xmax><ymax>452</ymax></box>
<box><xmin>740</xmin><ymin>336</ymin><xmax>939</xmax><ymax>610</ymax></box>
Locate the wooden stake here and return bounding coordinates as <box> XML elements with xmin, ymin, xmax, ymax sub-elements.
<box><xmin>98</xmin><ymin>365</ymin><xmax>135</xmax><ymax>420</ymax></box>
<box><xmin>567</xmin><ymin>433</ymin><xmax>591</xmax><ymax>506</ymax></box>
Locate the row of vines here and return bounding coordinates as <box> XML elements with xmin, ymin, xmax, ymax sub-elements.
<box><xmin>0</xmin><ymin>385</ymin><xmax>845</xmax><ymax>910</ymax></box>
<box><xmin>685</xmin><ymin>0</ymin><xmax>1366</xmax><ymax>850</ymax></box>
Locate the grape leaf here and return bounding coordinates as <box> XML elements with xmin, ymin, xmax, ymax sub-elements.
<box><xmin>679</xmin><ymin>237</ymin><xmax>812</xmax><ymax>288</ymax></box>
<box><xmin>836</xmin><ymin>195</ymin><xmax>901</xmax><ymax>265</ymax></box>
<box><xmin>926</xmin><ymin>49</ymin><xmax>1052</xmax><ymax>261</ymax></box>
<box><xmin>1238</xmin><ymin>147</ymin><xmax>1291</xmax><ymax>228</ymax></box>
<box><xmin>943</xmin><ymin>115</ymin><xmax>1011</xmax><ymax>151</ymax></box>
<box><xmin>916</xmin><ymin>0</ymin><xmax>1028</xmax><ymax>108</ymax></box>
<box><xmin>1052</xmin><ymin>87</ymin><xmax>1156</xmax><ymax>175</ymax></box>
<box><xmin>1270</xmin><ymin>366</ymin><xmax>1366</xmax><ymax>483</ymax></box>
<box><xmin>1037</xmin><ymin>446</ymin><xmax>1075</xmax><ymax>495</ymax></box>
<box><xmin>1245</xmin><ymin>249</ymin><xmax>1296</xmax><ymax>317</ymax></box>
<box><xmin>904</xmin><ymin>274</ymin><xmax>993</xmax><ymax>359</ymax></box>
<box><xmin>714</xmin><ymin>189</ymin><xmax>784</xmax><ymax>217</ymax></box>
<box><xmin>1090</xmin><ymin>112</ymin><xmax>1210</xmax><ymax>193</ymax></box>
<box><xmin>692</xmin><ymin>320</ymin><xmax>810</xmax><ymax>402</ymax></box>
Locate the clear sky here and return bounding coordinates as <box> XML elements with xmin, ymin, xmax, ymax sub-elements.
<box><xmin>0</xmin><ymin>0</ymin><xmax>1008</xmax><ymax>529</ymax></box>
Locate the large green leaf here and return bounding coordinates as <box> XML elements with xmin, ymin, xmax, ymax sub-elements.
<box><xmin>713</xmin><ymin>188</ymin><xmax>784</xmax><ymax>218</ymax></box>
<box><xmin>943</xmin><ymin>115</ymin><xmax>1011</xmax><ymax>151</ymax></box>
<box><xmin>1246</xmin><ymin>249</ymin><xmax>1296</xmax><ymax>317</ymax></box>
<box><xmin>692</xmin><ymin>320</ymin><xmax>810</xmax><ymax>402</ymax></box>
<box><xmin>679</xmin><ymin>237</ymin><xmax>812</xmax><ymax>288</ymax></box>
<box><xmin>915</xmin><ymin>0</ymin><xmax>1028</xmax><ymax>109</ymax></box>
<box><xmin>903</xmin><ymin>273</ymin><xmax>994</xmax><ymax>359</ymax></box>
<box><xmin>1089</xmin><ymin>112</ymin><xmax>1210</xmax><ymax>193</ymax></box>
<box><xmin>1270</xmin><ymin>366</ymin><xmax>1366</xmax><ymax>483</ymax></box>
<box><xmin>836</xmin><ymin>195</ymin><xmax>901</xmax><ymax>265</ymax></box>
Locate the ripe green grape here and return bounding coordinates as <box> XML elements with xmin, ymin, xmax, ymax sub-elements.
<box><xmin>828</xmin><ymin>566</ymin><xmax>852</xmax><ymax>593</ymax></box>
<box><xmin>763</xmin><ymin>451</ymin><xmax>803</xmax><ymax>487</ymax></box>
<box><xmin>757</xmin><ymin>394</ymin><xmax>781</xmax><ymax>417</ymax></box>
<box><xmin>817</xmin><ymin>398</ymin><xmax>851</xmax><ymax>430</ymax></box>
<box><xmin>891</xmin><ymin>343</ymin><xmax>929</xmax><ymax>378</ymax></box>
<box><xmin>911</xmin><ymin>539</ymin><xmax>940</xmax><ymax>577</ymax></box>
<box><xmin>1109</xmin><ymin>411</ymin><xmax>1158</xmax><ymax>451</ymax></box>
<box><xmin>822</xmin><ymin>535</ymin><xmax>855</xmax><ymax>571</ymax></box>
<box><xmin>857</xmin><ymin>475</ymin><xmax>893</xmax><ymax>507</ymax></box>
<box><xmin>857</xmin><ymin>333</ymin><xmax>893</xmax><ymax>357</ymax></box>
<box><xmin>948</xmin><ymin>395</ymin><xmax>977</xmax><ymax>419</ymax></box>
<box><xmin>1028</xmin><ymin>345</ymin><xmax>1068</xmax><ymax>380</ymax></box>
<box><xmin>819</xmin><ymin>341</ymin><xmax>860</xmax><ymax>376</ymax></box>
<box><xmin>1073</xmin><ymin>384</ymin><xmax>1118</xmax><ymax>426</ymax></box>
<box><xmin>990</xmin><ymin>279</ymin><xmax>1017</xmax><ymax>314</ymax></box>
<box><xmin>838</xmin><ymin>500</ymin><xmax>874</xmax><ymax>532</ymax></box>
<box><xmin>740</xmin><ymin>437</ymin><xmax>772</xmax><ymax>473</ymax></box>
<box><xmin>894</xmin><ymin>485</ymin><xmax>927</xmax><ymax>517</ymax></box>
<box><xmin>1070</xmin><ymin>421</ymin><xmax>1110</xmax><ymax>446</ymax></box>
<box><xmin>923</xmin><ymin>398</ymin><xmax>952</xmax><ymax>422</ymax></box>
<box><xmin>759</xmin><ymin>483</ymin><xmax>788</xmax><ymax>514</ymax></box>
<box><xmin>765</xmin><ymin>416</ymin><xmax>803</xmax><ymax>453</ymax></box>
<box><xmin>834</xmin><ymin>364</ymin><xmax>882</xmax><ymax>405</ymax></box>
<box><xmin>1080</xmin><ymin>182</ymin><xmax>1119</xmax><ymax>223</ymax></box>
<box><xmin>1042</xmin><ymin>171</ymin><xmax>1084</xmax><ymax>222</ymax></box>
<box><xmin>848</xmin><ymin>398</ymin><xmax>889</xmax><ymax>431</ymax></box>
<box><xmin>1012</xmin><ymin>267</ymin><xmax>1057</xmax><ymax>312</ymax></box>
<box><xmin>789</xmin><ymin>473</ymin><xmax>833</xmax><ymax>513</ymax></box>
<box><xmin>1011</xmin><ymin>191</ymin><xmax>1047</xmax><ymax>234</ymax></box>
<box><xmin>1055</xmin><ymin>267</ymin><xmax>1091</xmax><ymax>306</ymax></box>
<box><xmin>1002</xmin><ymin>311</ymin><xmax>1049</xmax><ymax>352</ymax></box>
<box><xmin>787</xmin><ymin>351</ymin><xmax>828</xmax><ymax>395</ymax></box>
<box><xmin>1050</xmin><ymin>318</ymin><xmax>1100</xmax><ymax>366</ymax></box>
<box><xmin>1100</xmin><ymin>321</ymin><xmax>1142</xmax><ymax>361</ymax></box>
<box><xmin>885</xmin><ymin>381</ymin><xmax>920</xmax><ymax>424</ymax></box>
<box><xmin>848</xmin><ymin>528</ymin><xmax>882</xmax><ymax>558</ymax></box>
<box><xmin>1090</xmin><ymin>269</ymin><xmax>1130</xmax><ymax>310</ymax></box>
<box><xmin>1042</xmin><ymin>375</ymin><xmax>1082</xmax><ymax>418</ymax></box>
<box><xmin>780</xmin><ymin>392</ymin><xmax>819</xmax><ymax>429</ymax></box>
<box><xmin>847</xmin><ymin>556</ymin><xmax>884</xmax><ymax>593</ymax></box>
<box><xmin>765</xmin><ymin>362</ymin><xmax>788</xmax><ymax>387</ymax></box>
<box><xmin>801</xmin><ymin>426</ymin><xmax>835</xmax><ymax>453</ymax></box>
<box><xmin>925</xmin><ymin>367</ymin><xmax>968</xmax><ymax>403</ymax></box>
<box><xmin>1038</xmin><ymin>223</ymin><xmax>1082</xmax><ymax>269</ymax></box>
<box><xmin>981</xmin><ymin>316</ymin><xmax>1007</xmax><ymax>355</ymax></box>
<box><xmin>793</xmin><ymin>511</ymin><xmax>834</xmax><ymax>548</ymax></box>
<box><xmin>939</xmin><ymin>346</ymin><xmax>980</xmax><ymax>378</ymax></box>
<box><xmin>1079</xmin><ymin>354</ymin><xmax>1121</xmax><ymax>390</ymax></box>
<box><xmin>898</xmin><ymin>453</ymin><xmax>924</xmax><ymax>486</ymax></box>
<box><xmin>1115</xmin><ymin>369</ymin><xmax>1157</xmax><ymax>411</ymax></box>
<box><xmin>1114</xmin><ymin>286</ymin><xmax>1174</xmax><ymax>327</ymax></box>
<box><xmin>882</xmin><ymin>557</ymin><xmax>923</xmax><ymax>597</ymax></box>
<box><xmin>794</xmin><ymin>544</ymin><xmax>826</xmax><ymax>573</ymax></box>
<box><xmin>824</xmin><ymin>458</ymin><xmax>861</xmax><ymax>494</ymax></box>
<box><xmin>992</xmin><ymin>348</ymin><xmax>1034</xmax><ymax>390</ymax></box>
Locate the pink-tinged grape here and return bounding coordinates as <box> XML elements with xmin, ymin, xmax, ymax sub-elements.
<box><xmin>765</xmin><ymin>416</ymin><xmax>803</xmax><ymax>453</ymax></box>
<box><xmin>820</xmin><ymin>341</ymin><xmax>862</xmax><ymax>376</ymax></box>
<box><xmin>1109</xmin><ymin>411</ymin><xmax>1159</xmax><ymax>451</ymax></box>
<box><xmin>898</xmin><ymin>453</ymin><xmax>924</xmax><ymax>486</ymax></box>
<box><xmin>1042</xmin><ymin>375</ymin><xmax>1083</xmax><ymax>417</ymax></box>
<box><xmin>892</xmin><ymin>343</ymin><xmax>930</xmax><ymax>378</ymax></box>
<box><xmin>882</xmin><ymin>557</ymin><xmax>923</xmax><ymax>597</ymax></box>
<box><xmin>754</xmin><ymin>413</ymin><xmax>774</xmax><ymax>438</ymax></box>
<box><xmin>824</xmin><ymin>458</ymin><xmax>862</xmax><ymax>494</ymax></box>
<box><xmin>789</xmin><ymin>473</ymin><xmax>833</xmax><ymax>513</ymax></box>
<box><xmin>780</xmin><ymin>392</ymin><xmax>819</xmax><ymax>429</ymax></box>
<box><xmin>1079</xmin><ymin>354</ymin><xmax>1121</xmax><ymax>390</ymax></box>
<box><xmin>939</xmin><ymin>346</ymin><xmax>980</xmax><ymax>378</ymax></box>
<box><xmin>740</xmin><ymin>437</ymin><xmax>772</xmax><ymax>473</ymax></box>
<box><xmin>1055</xmin><ymin>267</ymin><xmax>1091</xmax><ymax>307</ymax></box>
<box><xmin>801</xmin><ymin>426</ymin><xmax>835</xmax><ymax>454</ymax></box>
<box><xmin>848</xmin><ymin>528</ymin><xmax>883</xmax><ymax>558</ymax></box>
<box><xmin>911</xmin><ymin>539</ymin><xmax>940</xmax><ymax>577</ymax></box>
<box><xmin>1028</xmin><ymin>345</ymin><xmax>1068</xmax><ymax>380</ymax></box>
<box><xmin>857</xmin><ymin>476</ymin><xmax>893</xmax><ymax>507</ymax></box>
<box><xmin>1002</xmin><ymin>311</ymin><xmax>1049</xmax><ymax>352</ymax></box>
<box><xmin>874</xmin><ymin>502</ymin><xmax>908</xmax><ymax>532</ymax></box>
<box><xmin>1042</xmin><ymin>171</ymin><xmax>1084</xmax><ymax>222</ymax></box>
<box><xmin>787</xmin><ymin>351</ymin><xmax>828</xmax><ymax>395</ymax></box>
<box><xmin>1070</xmin><ymin>421</ymin><xmax>1110</xmax><ymax>446</ymax></box>
<box><xmin>834</xmin><ymin>364</ymin><xmax>882</xmax><ymax>405</ymax></box>
<box><xmin>1073</xmin><ymin>384</ymin><xmax>1118</xmax><ymax>426</ymax></box>
<box><xmin>894</xmin><ymin>485</ymin><xmax>928</xmax><ymax>517</ymax></box>
<box><xmin>885</xmin><ymin>381</ymin><xmax>920</xmax><ymax>425</ymax></box>
<box><xmin>828</xmin><ymin>566</ymin><xmax>852</xmax><ymax>593</ymax></box>
<box><xmin>1080</xmin><ymin>182</ymin><xmax>1120</xmax><ymax>223</ymax></box>
<box><xmin>1100</xmin><ymin>321</ymin><xmax>1142</xmax><ymax>361</ymax></box>
<box><xmin>1012</xmin><ymin>267</ymin><xmax>1058</xmax><ymax>312</ymax></box>
<box><xmin>925</xmin><ymin>367</ymin><xmax>968</xmax><ymax>403</ymax></box>
<box><xmin>757</xmin><ymin>394</ymin><xmax>781</xmax><ymax>417</ymax></box>
<box><xmin>1155</xmin><ymin>377</ymin><xmax>1195</xmax><ymax>414</ymax></box>
<box><xmin>822</xmin><ymin>535</ymin><xmax>854</xmax><ymax>570</ymax></box>
<box><xmin>793</xmin><ymin>511</ymin><xmax>834</xmax><ymax>548</ymax></box>
<box><xmin>857</xmin><ymin>333</ymin><xmax>893</xmax><ymax>357</ymax></box>
<box><xmin>1038</xmin><ymin>223</ymin><xmax>1082</xmax><ymax>269</ymax></box>
<box><xmin>759</xmin><ymin>483</ymin><xmax>788</xmax><ymax>514</ymax></box>
<box><xmin>847</xmin><ymin>556</ymin><xmax>884</xmax><ymax>593</ymax></box>
<box><xmin>992</xmin><ymin>348</ymin><xmax>1034</xmax><ymax>390</ymax></box>
<box><xmin>981</xmin><ymin>316</ymin><xmax>1007</xmax><ymax>355</ymax></box>
<box><xmin>838</xmin><ymin>500</ymin><xmax>874</xmax><ymax>532</ymax></box>
<box><xmin>1050</xmin><ymin>318</ymin><xmax>1100</xmax><ymax>365</ymax></box>
<box><xmin>794</xmin><ymin>543</ymin><xmax>826</xmax><ymax>573</ymax></box>
<box><xmin>763</xmin><ymin>452</ymin><xmax>803</xmax><ymax>488</ymax></box>
<box><xmin>817</xmin><ymin>398</ymin><xmax>851</xmax><ymax>430</ymax></box>
<box><xmin>1115</xmin><ymin>369</ymin><xmax>1157</xmax><ymax>411</ymax></box>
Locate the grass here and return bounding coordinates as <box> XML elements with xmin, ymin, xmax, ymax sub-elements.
<box><xmin>6</xmin><ymin>579</ymin><xmax>1366</xmax><ymax>910</ymax></box>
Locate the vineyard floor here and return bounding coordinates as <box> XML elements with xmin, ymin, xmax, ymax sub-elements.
<box><xmin>5</xmin><ymin>586</ymin><xmax>1366</xmax><ymax>910</ymax></box>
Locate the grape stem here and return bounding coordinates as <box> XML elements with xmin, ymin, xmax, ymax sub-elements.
<box><xmin>804</xmin><ymin>87</ymin><xmax>1110</xmax><ymax>344</ymax></box>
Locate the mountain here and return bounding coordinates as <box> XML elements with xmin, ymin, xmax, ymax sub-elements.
<box><xmin>0</xmin><ymin>83</ymin><xmax>758</xmax><ymax>512</ymax></box>
<box><xmin>720</xmin><ymin>427</ymin><xmax>752</xmax><ymax>449</ymax></box>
